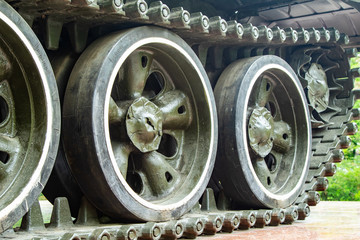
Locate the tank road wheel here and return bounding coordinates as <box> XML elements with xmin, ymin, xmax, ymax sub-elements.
<box><xmin>0</xmin><ymin>0</ymin><xmax>60</xmax><ymax>232</ymax></box>
<box><xmin>42</xmin><ymin>51</ymin><xmax>82</xmax><ymax>218</ymax></box>
<box><xmin>214</xmin><ymin>56</ymin><xmax>311</xmax><ymax>209</ymax></box>
<box><xmin>63</xmin><ymin>26</ymin><xmax>217</xmax><ymax>221</ymax></box>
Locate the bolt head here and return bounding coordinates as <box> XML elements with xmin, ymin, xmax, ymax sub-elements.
<box><xmin>182</xmin><ymin>12</ymin><xmax>190</xmax><ymax>23</ymax></box>
<box><xmin>175</xmin><ymin>225</ymin><xmax>182</xmax><ymax>235</ymax></box>
<box><xmin>196</xmin><ymin>222</ymin><xmax>203</xmax><ymax>231</ymax></box>
<box><xmin>153</xmin><ymin>227</ymin><xmax>161</xmax><ymax>237</ymax></box>
<box><xmin>138</xmin><ymin>2</ymin><xmax>147</xmax><ymax>13</ymax></box>
<box><xmin>128</xmin><ymin>230</ymin><xmax>136</xmax><ymax>240</ymax></box>
<box><xmin>162</xmin><ymin>7</ymin><xmax>169</xmax><ymax>17</ymax></box>
<box><xmin>202</xmin><ymin>17</ymin><xmax>209</xmax><ymax>28</ymax></box>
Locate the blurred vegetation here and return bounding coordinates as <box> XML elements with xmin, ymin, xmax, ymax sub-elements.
<box><xmin>321</xmin><ymin>53</ymin><xmax>360</xmax><ymax>201</ymax></box>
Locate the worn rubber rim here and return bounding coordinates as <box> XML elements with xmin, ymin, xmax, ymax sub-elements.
<box><xmin>0</xmin><ymin>0</ymin><xmax>60</xmax><ymax>232</ymax></box>
<box><xmin>63</xmin><ymin>26</ymin><xmax>217</xmax><ymax>221</ymax></box>
<box><xmin>214</xmin><ymin>56</ymin><xmax>311</xmax><ymax>209</ymax></box>
<box><xmin>42</xmin><ymin>50</ymin><xmax>82</xmax><ymax>218</ymax></box>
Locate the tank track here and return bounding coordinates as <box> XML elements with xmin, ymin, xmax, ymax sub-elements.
<box><xmin>2</xmin><ymin>0</ymin><xmax>358</xmax><ymax>239</ymax></box>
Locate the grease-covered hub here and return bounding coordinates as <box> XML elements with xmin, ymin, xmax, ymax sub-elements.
<box><xmin>126</xmin><ymin>97</ymin><xmax>163</xmax><ymax>153</ymax></box>
<box><xmin>248</xmin><ymin>107</ymin><xmax>274</xmax><ymax>157</ymax></box>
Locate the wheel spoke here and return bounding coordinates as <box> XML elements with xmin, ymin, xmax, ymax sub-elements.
<box><xmin>254</xmin><ymin>76</ymin><xmax>273</xmax><ymax>108</ymax></box>
<box><xmin>272</xmin><ymin>121</ymin><xmax>292</xmax><ymax>154</ymax></box>
<box><xmin>141</xmin><ymin>151</ymin><xmax>180</xmax><ymax>196</ymax></box>
<box><xmin>154</xmin><ymin>90</ymin><xmax>192</xmax><ymax>130</ymax></box>
<box><xmin>253</xmin><ymin>158</ymin><xmax>273</xmax><ymax>188</ymax></box>
<box><xmin>112</xmin><ymin>141</ymin><xmax>134</xmax><ymax>179</ymax></box>
<box><xmin>0</xmin><ymin>134</ymin><xmax>20</xmax><ymax>155</ymax></box>
<box><xmin>121</xmin><ymin>51</ymin><xmax>153</xmax><ymax>99</ymax></box>
<box><xmin>109</xmin><ymin>97</ymin><xmax>132</xmax><ymax>124</ymax></box>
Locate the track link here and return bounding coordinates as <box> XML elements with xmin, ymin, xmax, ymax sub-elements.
<box><xmin>1</xmin><ymin>0</ymin><xmax>358</xmax><ymax>238</ymax></box>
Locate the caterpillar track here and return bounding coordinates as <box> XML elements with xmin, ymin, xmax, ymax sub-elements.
<box><xmin>0</xmin><ymin>0</ymin><xmax>360</xmax><ymax>239</ymax></box>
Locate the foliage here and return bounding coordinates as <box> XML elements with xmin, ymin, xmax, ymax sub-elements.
<box><xmin>321</xmin><ymin>54</ymin><xmax>360</xmax><ymax>201</ymax></box>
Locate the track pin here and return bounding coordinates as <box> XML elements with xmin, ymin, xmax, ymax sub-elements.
<box><xmin>352</xmin><ymin>108</ymin><xmax>360</xmax><ymax>120</ymax></box>
<box><xmin>345</xmin><ymin>47</ymin><xmax>358</xmax><ymax>57</ymax></box>
<box><xmin>269</xmin><ymin>209</ymin><xmax>285</xmax><ymax>226</ymax></box>
<box><xmin>296</xmin><ymin>28</ymin><xmax>310</xmax><ymax>43</ymax></box>
<box><xmin>339</xmin><ymin>33</ymin><xmax>350</xmax><ymax>45</ymax></box>
<box><xmin>182</xmin><ymin>218</ymin><xmax>205</xmax><ymax>239</ymax></box>
<box><xmin>163</xmin><ymin>221</ymin><xmax>184</xmax><ymax>240</ymax></box>
<box><xmin>306</xmin><ymin>28</ymin><xmax>321</xmax><ymax>43</ymax></box>
<box><xmin>316</xmin><ymin>27</ymin><xmax>331</xmax><ymax>42</ymax></box>
<box><xmin>332</xmin><ymin>149</ymin><xmax>344</xmax><ymax>163</ymax></box>
<box><xmin>297</xmin><ymin>203</ymin><xmax>311</xmax><ymax>220</ymax></box>
<box><xmin>339</xmin><ymin>135</ymin><xmax>351</xmax><ymax>149</ymax></box>
<box><xmin>271</xmin><ymin>26</ymin><xmax>286</xmax><ymax>43</ymax></box>
<box><xmin>283</xmin><ymin>207</ymin><xmax>298</xmax><ymax>224</ymax></box>
<box><xmin>324</xmin><ymin>163</ymin><xmax>337</xmax><ymax>177</ymax></box>
<box><xmin>346</xmin><ymin>122</ymin><xmax>358</xmax><ymax>135</ymax></box>
<box><xmin>123</xmin><ymin>0</ymin><xmax>148</xmax><ymax>19</ymax></box>
<box><xmin>147</xmin><ymin>1</ymin><xmax>170</xmax><ymax>24</ymax></box>
<box><xmin>257</xmin><ymin>26</ymin><xmax>273</xmax><ymax>43</ymax></box>
<box><xmin>284</xmin><ymin>27</ymin><xmax>298</xmax><ymax>44</ymax></box>
<box><xmin>203</xmin><ymin>215</ymin><xmax>224</xmax><ymax>235</ymax></box>
<box><xmin>254</xmin><ymin>210</ymin><xmax>272</xmax><ymax>228</ymax></box>
<box><xmin>89</xmin><ymin>229</ymin><xmax>112</xmax><ymax>240</ymax></box>
<box><xmin>189</xmin><ymin>12</ymin><xmax>210</xmax><ymax>33</ymax></box>
<box><xmin>139</xmin><ymin>222</ymin><xmax>162</xmax><ymax>240</ymax></box>
<box><xmin>222</xmin><ymin>213</ymin><xmax>241</xmax><ymax>232</ymax></box>
<box><xmin>242</xmin><ymin>23</ymin><xmax>259</xmax><ymax>42</ymax></box>
<box><xmin>227</xmin><ymin>20</ymin><xmax>244</xmax><ymax>40</ymax></box>
<box><xmin>208</xmin><ymin>16</ymin><xmax>228</xmax><ymax>37</ymax></box>
<box><xmin>168</xmin><ymin>7</ymin><xmax>191</xmax><ymax>29</ymax></box>
<box><xmin>239</xmin><ymin>211</ymin><xmax>256</xmax><ymax>230</ymax></box>
<box><xmin>307</xmin><ymin>191</ymin><xmax>321</xmax><ymax>206</ymax></box>
<box><xmin>327</xmin><ymin>27</ymin><xmax>341</xmax><ymax>42</ymax></box>
<box><xmin>117</xmin><ymin>226</ymin><xmax>138</xmax><ymax>240</ymax></box>
<box><xmin>315</xmin><ymin>177</ymin><xmax>329</xmax><ymax>191</ymax></box>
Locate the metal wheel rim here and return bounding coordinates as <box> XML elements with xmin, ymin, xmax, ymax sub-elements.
<box><xmin>63</xmin><ymin>27</ymin><xmax>217</xmax><ymax>220</ymax></box>
<box><xmin>0</xmin><ymin>1</ymin><xmax>59</xmax><ymax>232</ymax></box>
<box><xmin>243</xmin><ymin>64</ymin><xmax>309</xmax><ymax>199</ymax></box>
<box><xmin>104</xmin><ymin>37</ymin><xmax>215</xmax><ymax>207</ymax></box>
<box><xmin>238</xmin><ymin>61</ymin><xmax>310</xmax><ymax>202</ymax></box>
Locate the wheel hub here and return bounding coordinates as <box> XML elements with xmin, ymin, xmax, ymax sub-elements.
<box><xmin>248</xmin><ymin>107</ymin><xmax>274</xmax><ymax>157</ymax></box>
<box><xmin>305</xmin><ymin>63</ymin><xmax>329</xmax><ymax>112</ymax></box>
<box><xmin>126</xmin><ymin>97</ymin><xmax>163</xmax><ymax>153</ymax></box>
